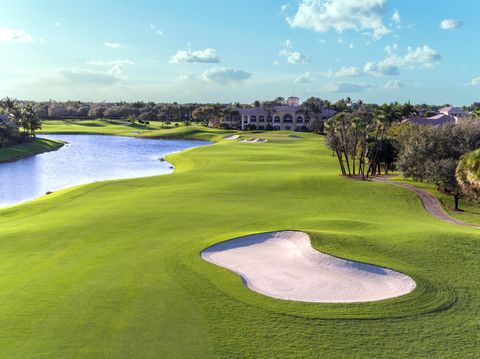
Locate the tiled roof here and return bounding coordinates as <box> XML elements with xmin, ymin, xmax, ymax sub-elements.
<box><xmin>403</xmin><ymin>114</ymin><xmax>455</xmax><ymax>126</ymax></box>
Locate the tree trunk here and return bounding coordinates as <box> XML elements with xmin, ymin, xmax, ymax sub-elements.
<box><xmin>454</xmin><ymin>195</ymin><xmax>460</xmax><ymax>210</ymax></box>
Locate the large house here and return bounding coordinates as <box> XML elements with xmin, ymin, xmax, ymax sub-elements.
<box><xmin>402</xmin><ymin>114</ymin><xmax>456</xmax><ymax>126</ymax></box>
<box><xmin>438</xmin><ymin>106</ymin><xmax>467</xmax><ymax>119</ymax></box>
<box><xmin>0</xmin><ymin>114</ymin><xmax>17</xmax><ymax>127</ymax></box>
<box><xmin>224</xmin><ymin>97</ymin><xmax>336</xmax><ymax>131</ymax></box>
<box><xmin>402</xmin><ymin>105</ymin><xmax>468</xmax><ymax>127</ymax></box>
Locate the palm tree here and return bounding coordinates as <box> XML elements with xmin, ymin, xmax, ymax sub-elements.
<box><xmin>0</xmin><ymin>97</ymin><xmax>16</xmax><ymax>115</ymax></box>
<box><xmin>21</xmin><ymin>104</ymin><xmax>41</xmax><ymax>138</ymax></box>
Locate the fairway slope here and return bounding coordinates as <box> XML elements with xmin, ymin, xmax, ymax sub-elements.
<box><xmin>201</xmin><ymin>231</ymin><xmax>416</xmax><ymax>302</ymax></box>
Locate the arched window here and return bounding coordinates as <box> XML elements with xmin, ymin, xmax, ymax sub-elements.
<box><xmin>283</xmin><ymin>114</ymin><xmax>293</xmax><ymax>123</ymax></box>
<box><xmin>274</xmin><ymin>116</ymin><xmax>281</xmax><ymax>123</ymax></box>
<box><xmin>267</xmin><ymin>116</ymin><xmax>273</xmax><ymax>122</ymax></box>
<box><xmin>296</xmin><ymin>116</ymin><xmax>303</xmax><ymax>123</ymax></box>
<box><xmin>259</xmin><ymin>116</ymin><xmax>265</xmax><ymax>122</ymax></box>
<box><xmin>251</xmin><ymin>115</ymin><xmax>257</xmax><ymax>122</ymax></box>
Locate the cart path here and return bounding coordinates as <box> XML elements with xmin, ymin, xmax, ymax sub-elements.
<box><xmin>373</xmin><ymin>176</ymin><xmax>480</xmax><ymax>229</ymax></box>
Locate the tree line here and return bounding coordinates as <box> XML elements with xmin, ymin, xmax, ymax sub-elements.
<box><xmin>324</xmin><ymin>102</ymin><xmax>480</xmax><ymax>210</ymax></box>
<box><xmin>0</xmin><ymin>97</ymin><xmax>42</xmax><ymax>148</ymax></box>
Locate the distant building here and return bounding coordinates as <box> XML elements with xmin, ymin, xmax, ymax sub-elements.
<box><xmin>402</xmin><ymin>114</ymin><xmax>456</xmax><ymax>126</ymax></box>
<box><xmin>224</xmin><ymin>103</ymin><xmax>336</xmax><ymax>131</ymax></box>
<box><xmin>287</xmin><ymin>96</ymin><xmax>300</xmax><ymax>106</ymax></box>
<box><xmin>0</xmin><ymin>114</ymin><xmax>17</xmax><ymax>127</ymax></box>
<box><xmin>438</xmin><ymin>106</ymin><xmax>467</xmax><ymax>118</ymax></box>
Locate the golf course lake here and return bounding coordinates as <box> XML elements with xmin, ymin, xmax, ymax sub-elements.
<box><xmin>0</xmin><ymin>134</ymin><xmax>210</xmax><ymax>207</ymax></box>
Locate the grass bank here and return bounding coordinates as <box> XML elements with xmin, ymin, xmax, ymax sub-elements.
<box><xmin>40</xmin><ymin>119</ymin><xmax>231</xmax><ymax>142</ymax></box>
<box><xmin>0</xmin><ymin>137</ymin><xmax>64</xmax><ymax>163</ymax></box>
<box><xmin>0</xmin><ymin>120</ymin><xmax>478</xmax><ymax>358</ymax></box>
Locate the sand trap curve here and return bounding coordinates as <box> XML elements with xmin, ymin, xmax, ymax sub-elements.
<box><xmin>201</xmin><ymin>231</ymin><xmax>415</xmax><ymax>303</ymax></box>
<box><xmin>223</xmin><ymin>134</ymin><xmax>240</xmax><ymax>140</ymax></box>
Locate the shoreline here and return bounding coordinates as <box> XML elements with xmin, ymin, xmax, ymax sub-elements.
<box><xmin>0</xmin><ymin>133</ymin><xmax>212</xmax><ymax>209</ymax></box>
<box><xmin>0</xmin><ymin>138</ymin><xmax>65</xmax><ymax>164</ymax></box>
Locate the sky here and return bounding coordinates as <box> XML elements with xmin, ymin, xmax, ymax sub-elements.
<box><xmin>0</xmin><ymin>0</ymin><xmax>479</xmax><ymax>105</ymax></box>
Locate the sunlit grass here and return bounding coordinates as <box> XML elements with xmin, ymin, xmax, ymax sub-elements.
<box><xmin>0</xmin><ymin>121</ymin><xmax>477</xmax><ymax>357</ymax></box>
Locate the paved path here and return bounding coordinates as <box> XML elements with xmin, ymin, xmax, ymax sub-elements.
<box><xmin>373</xmin><ymin>176</ymin><xmax>480</xmax><ymax>229</ymax></box>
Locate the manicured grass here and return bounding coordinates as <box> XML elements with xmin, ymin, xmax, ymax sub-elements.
<box><xmin>0</xmin><ymin>122</ymin><xmax>478</xmax><ymax>357</ymax></box>
<box><xmin>0</xmin><ymin>137</ymin><xmax>64</xmax><ymax>163</ymax></box>
<box><xmin>40</xmin><ymin>119</ymin><xmax>233</xmax><ymax>141</ymax></box>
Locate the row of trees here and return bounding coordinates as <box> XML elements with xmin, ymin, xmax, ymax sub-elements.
<box><xmin>325</xmin><ymin>108</ymin><xmax>399</xmax><ymax>180</ymax></box>
<box><xmin>8</xmin><ymin>97</ymin><xmax>478</xmax><ymax>124</ymax></box>
<box><xmin>325</xmin><ymin>104</ymin><xmax>480</xmax><ymax>210</ymax></box>
<box><xmin>396</xmin><ymin>121</ymin><xmax>480</xmax><ymax>209</ymax></box>
<box><xmin>0</xmin><ymin>97</ymin><xmax>42</xmax><ymax>147</ymax></box>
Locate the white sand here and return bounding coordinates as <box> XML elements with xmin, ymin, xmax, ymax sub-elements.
<box><xmin>223</xmin><ymin>134</ymin><xmax>240</xmax><ymax>140</ymax></box>
<box><xmin>239</xmin><ymin>138</ymin><xmax>268</xmax><ymax>143</ymax></box>
<box><xmin>201</xmin><ymin>231</ymin><xmax>415</xmax><ymax>303</ymax></box>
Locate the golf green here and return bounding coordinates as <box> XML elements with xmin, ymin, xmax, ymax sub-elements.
<box><xmin>0</xmin><ymin>120</ymin><xmax>478</xmax><ymax>358</ymax></box>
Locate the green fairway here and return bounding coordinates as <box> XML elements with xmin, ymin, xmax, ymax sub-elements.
<box><xmin>0</xmin><ymin>120</ymin><xmax>479</xmax><ymax>358</ymax></box>
<box><xmin>0</xmin><ymin>137</ymin><xmax>64</xmax><ymax>163</ymax></box>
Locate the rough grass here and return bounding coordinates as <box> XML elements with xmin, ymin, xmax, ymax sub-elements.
<box><xmin>0</xmin><ymin>137</ymin><xmax>64</xmax><ymax>163</ymax></box>
<box><xmin>0</xmin><ymin>121</ymin><xmax>478</xmax><ymax>358</ymax></box>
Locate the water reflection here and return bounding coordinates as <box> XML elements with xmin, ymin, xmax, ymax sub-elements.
<box><xmin>0</xmin><ymin>134</ymin><xmax>210</xmax><ymax>207</ymax></box>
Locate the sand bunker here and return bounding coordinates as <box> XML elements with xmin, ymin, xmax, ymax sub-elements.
<box><xmin>239</xmin><ymin>138</ymin><xmax>268</xmax><ymax>143</ymax></box>
<box><xmin>223</xmin><ymin>134</ymin><xmax>240</xmax><ymax>140</ymax></box>
<box><xmin>201</xmin><ymin>231</ymin><xmax>415</xmax><ymax>303</ymax></box>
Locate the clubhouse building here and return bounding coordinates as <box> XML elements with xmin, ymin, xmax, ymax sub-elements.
<box><xmin>224</xmin><ymin>97</ymin><xmax>336</xmax><ymax>131</ymax></box>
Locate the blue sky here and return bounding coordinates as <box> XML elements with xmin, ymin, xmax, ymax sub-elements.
<box><xmin>0</xmin><ymin>0</ymin><xmax>479</xmax><ymax>104</ymax></box>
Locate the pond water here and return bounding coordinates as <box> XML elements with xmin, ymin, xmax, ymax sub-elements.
<box><xmin>0</xmin><ymin>134</ymin><xmax>210</xmax><ymax>208</ymax></box>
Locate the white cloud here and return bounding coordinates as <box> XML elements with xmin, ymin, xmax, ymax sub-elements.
<box><xmin>294</xmin><ymin>72</ymin><xmax>312</xmax><ymax>83</ymax></box>
<box><xmin>104</xmin><ymin>42</ymin><xmax>123</xmax><ymax>48</ymax></box>
<box><xmin>280</xmin><ymin>39</ymin><xmax>294</xmax><ymax>48</ymax></box>
<box><xmin>364</xmin><ymin>45</ymin><xmax>441</xmax><ymax>76</ymax></box>
<box><xmin>363</xmin><ymin>61</ymin><xmax>399</xmax><ymax>76</ymax></box>
<box><xmin>320</xmin><ymin>66</ymin><xmax>361</xmax><ymax>78</ymax></box>
<box><xmin>178</xmin><ymin>71</ymin><xmax>197</xmax><ymax>81</ymax></box>
<box><xmin>0</xmin><ymin>27</ymin><xmax>36</xmax><ymax>43</ymax></box>
<box><xmin>323</xmin><ymin>82</ymin><xmax>375</xmax><ymax>93</ymax></box>
<box><xmin>149</xmin><ymin>24</ymin><xmax>164</xmax><ymax>36</ymax></box>
<box><xmin>279</xmin><ymin>49</ymin><xmax>310</xmax><ymax>64</ymax></box>
<box><xmin>202</xmin><ymin>67</ymin><xmax>251</xmax><ymax>84</ymax></box>
<box><xmin>287</xmin><ymin>0</ymin><xmax>390</xmax><ymax>39</ymax></box>
<box><xmin>273</xmin><ymin>60</ymin><xmax>279</xmax><ymax>66</ymax></box>
<box><xmin>467</xmin><ymin>77</ymin><xmax>480</xmax><ymax>86</ymax></box>
<box><xmin>401</xmin><ymin>45</ymin><xmax>442</xmax><ymax>68</ymax></box>
<box><xmin>60</xmin><ymin>60</ymin><xmax>133</xmax><ymax>85</ymax></box>
<box><xmin>281</xmin><ymin>3</ymin><xmax>289</xmax><ymax>12</ymax></box>
<box><xmin>60</xmin><ymin>69</ymin><xmax>122</xmax><ymax>85</ymax></box>
<box><xmin>170</xmin><ymin>48</ymin><xmax>220</xmax><ymax>64</ymax></box>
<box><xmin>85</xmin><ymin>60</ymin><xmax>134</xmax><ymax>79</ymax></box>
<box><xmin>440</xmin><ymin>19</ymin><xmax>463</xmax><ymax>30</ymax></box>
<box><xmin>391</xmin><ymin>9</ymin><xmax>401</xmax><ymax>26</ymax></box>
<box><xmin>384</xmin><ymin>80</ymin><xmax>403</xmax><ymax>89</ymax></box>
<box><xmin>384</xmin><ymin>43</ymin><xmax>398</xmax><ymax>55</ymax></box>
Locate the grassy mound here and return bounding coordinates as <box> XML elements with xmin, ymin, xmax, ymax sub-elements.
<box><xmin>0</xmin><ymin>121</ymin><xmax>478</xmax><ymax>357</ymax></box>
<box><xmin>0</xmin><ymin>137</ymin><xmax>64</xmax><ymax>163</ymax></box>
